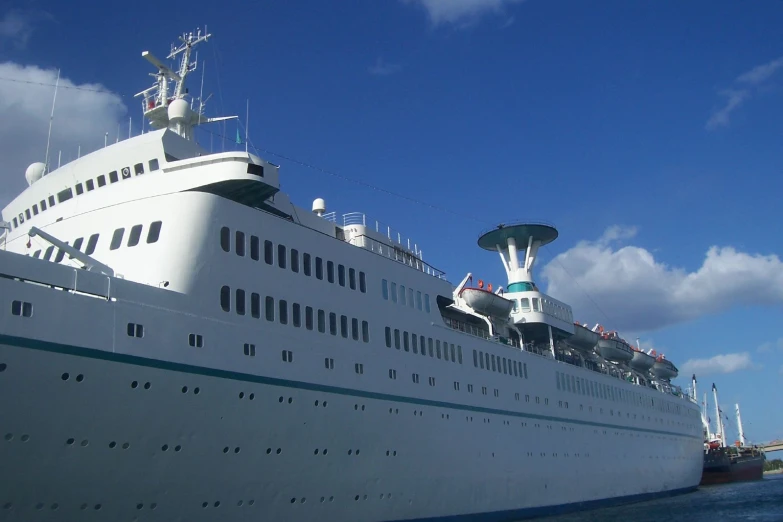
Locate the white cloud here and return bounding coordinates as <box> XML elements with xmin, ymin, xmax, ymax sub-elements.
<box><xmin>757</xmin><ymin>338</ymin><xmax>783</xmax><ymax>353</ymax></box>
<box><xmin>541</xmin><ymin>226</ymin><xmax>783</xmax><ymax>332</ymax></box>
<box><xmin>0</xmin><ymin>63</ymin><xmax>126</xmax><ymax>205</ymax></box>
<box><xmin>705</xmin><ymin>89</ymin><xmax>750</xmax><ymax>130</ymax></box>
<box><xmin>368</xmin><ymin>57</ymin><xmax>402</xmax><ymax>76</ymax></box>
<box><xmin>737</xmin><ymin>57</ymin><xmax>783</xmax><ymax>85</ymax></box>
<box><xmin>402</xmin><ymin>0</ymin><xmax>524</xmax><ymax>26</ymax></box>
<box><xmin>680</xmin><ymin>352</ymin><xmax>754</xmax><ymax>377</ymax></box>
<box><xmin>706</xmin><ymin>55</ymin><xmax>783</xmax><ymax>130</ymax></box>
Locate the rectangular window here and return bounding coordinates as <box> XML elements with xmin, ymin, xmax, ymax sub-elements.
<box><xmin>75</xmin><ymin>183</ymin><xmax>84</xmax><ymax>195</ymax></box>
<box><xmin>250</xmin><ymin>235</ymin><xmax>260</xmax><ymax>260</ymax></box>
<box><xmin>149</xmin><ymin>159</ymin><xmax>160</xmax><ymax>171</ymax></box>
<box><xmin>43</xmin><ymin>246</ymin><xmax>54</xmax><ymax>260</ymax></box>
<box><xmin>382</xmin><ymin>279</ymin><xmax>389</xmax><ymax>300</ymax></box>
<box><xmin>134</xmin><ymin>163</ymin><xmax>144</xmax><ymax>175</ymax></box>
<box><xmin>428</xmin><ymin>338</ymin><xmax>434</xmax><ymax>357</ymax></box>
<box><xmin>85</xmin><ymin>179</ymin><xmax>95</xmax><ymax>191</ymax></box>
<box><xmin>351</xmin><ymin>318</ymin><xmax>359</xmax><ymax>340</ymax></box>
<box><xmin>127</xmin><ymin>224</ymin><xmax>142</xmax><ymax>247</ymax></box>
<box><xmin>349</xmin><ymin>268</ymin><xmax>356</xmax><ymax>290</ymax></box>
<box><xmin>400</xmin><ymin>286</ymin><xmax>406</xmax><ymax>306</ymax></box>
<box><xmin>329</xmin><ymin>313</ymin><xmax>337</xmax><ymax>335</ymax></box>
<box><xmin>394</xmin><ymin>329</ymin><xmax>401</xmax><ymax>350</ymax></box>
<box><xmin>315</xmin><ymin>257</ymin><xmax>323</xmax><ymax>279</ymax></box>
<box><xmin>305</xmin><ymin>306</ymin><xmax>314</xmax><ymax>330</ymax></box>
<box><xmin>277</xmin><ymin>244</ymin><xmax>287</xmax><ymax>269</ymax></box>
<box><xmin>385</xmin><ymin>327</ymin><xmax>392</xmax><ymax>347</ymax></box>
<box><xmin>32</xmin><ymin>204</ymin><xmax>38</xmax><ymax>215</ymax></box>
<box><xmin>324</xmin><ymin>357</ymin><xmax>334</xmax><ymax>369</ymax></box>
<box><xmin>109</xmin><ymin>171</ymin><xmax>119</xmax><ymax>183</ymax></box>
<box><xmin>473</xmin><ymin>350</ymin><xmax>478</xmax><ymax>367</ymax></box>
<box><xmin>424</xmin><ymin>294</ymin><xmax>431</xmax><ymax>313</ymax></box>
<box><xmin>57</xmin><ymin>187</ymin><xmax>73</xmax><ymax>203</ymax></box>
<box><xmin>303</xmin><ymin>253</ymin><xmax>311</xmax><ymax>276</ymax></box>
<box><xmin>55</xmin><ymin>246</ymin><xmax>67</xmax><ymax>263</ymax></box>
<box><xmin>244</xmin><ymin>343</ymin><xmax>256</xmax><ymax>356</ymax></box>
<box><xmin>340</xmin><ymin>315</ymin><xmax>348</xmax><ymax>338</ymax></box>
<box><xmin>264</xmin><ymin>240</ymin><xmax>273</xmax><ymax>264</ymax></box>
<box><xmin>362</xmin><ymin>320</ymin><xmax>369</xmax><ymax>342</ymax></box>
<box><xmin>403</xmin><ymin>331</ymin><xmax>410</xmax><ymax>352</ymax></box>
<box><xmin>147</xmin><ymin>221</ymin><xmax>162</xmax><ymax>243</ymax></box>
<box><xmin>412</xmin><ymin>334</ymin><xmax>418</xmax><ymax>354</ymax></box>
<box><xmin>293</xmin><ymin>303</ymin><xmax>301</xmax><ymax>327</ymax></box>
<box><xmin>265</xmin><ymin>296</ymin><xmax>275</xmax><ymax>321</ymax></box>
<box><xmin>235</xmin><ymin>231</ymin><xmax>245</xmax><ymax>256</ymax></box>
<box><xmin>436</xmin><ymin>340</ymin><xmax>442</xmax><ymax>359</ymax></box>
<box><xmin>221</xmin><ymin>286</ymin><xmax>231</xmax><ymax>313</ymax></box>
<box><xmin>251</xmin><ymin>293</ymin><xmax>260</xmax><ymax>318</ymax></box>
<box><xmin>110</xmin><ymin>228</ymin><xmax>125</xmax><ymax>250</ymax></box>
<box><xmin>40</xmin><ymin>200</ymin><xmax>47</xmax><ymax>211</ymax></box>
<box><xmin>291</xmin><ymin>249</ymin><xmax>299</xmax><ymax>273</ymax></box>
<box><xmin>247</xmin><ymin>163</ymin><xmax>264</xmax><ymax>176</ymax></box>
<box><xmin>408</xmin><ymin>288</ymin><xmax>414</xmax><ymax>308</ymax></box>
<box><xmin>69</xmin><ymin>237</ymin><xmax>84</xmax><ymax>258</ymax></box>
<box><xmin>279</xmin><ymin>300</ymin><xmax>288</xmax><ymax>324</ymax></box>
<box><xmin>338</xmin><ymin>264</ymin><xmax>346</xmax><ymax>286</ymax></box>
<box><xmin>97</xmin><ymin>175</ymin><xmax>106</xmax><ymax>187</ymax></box>
<box><xmin>416</xmin><ymin>291</ymin><xmax>423</xmax><ymax>310</ymax></box>
<box><xmin>327</xmin><ymin>261</ymin><xmax>335</xmax><ymax>283</ymax></box>
<box><xmin>391</xmin><ymin>282</ymin><xmax>397</xmax><ymax>303</ymax></box>
<box><xmin>318</xmin><ymin>309</ymin><xmax>326</xmax><ymax>333</ymax></box>
<box><xmin>48</xmin><ymin>195</ymin><xmax>55</xmax><ymax>206</ymax></box>
<box><xmin>359</xmin><ymin>271</ymin><xmax>366</xmax><ymax>293</ymax></box>
<box><xmin>236</xmin><ymin>289</ymin><xmax>246</xmax><ymax>316</ymax></box>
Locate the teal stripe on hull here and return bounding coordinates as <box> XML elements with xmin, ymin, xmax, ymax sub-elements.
<box><xmin>0</xmin><ymin>333</ymin><xmax>701</xmax><ymax>440</ymax></box>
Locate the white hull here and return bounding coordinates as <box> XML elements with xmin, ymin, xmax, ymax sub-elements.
<box><xmin>0</xmin><ymin>225</ymin><xmax>703</xmax><ymax>521</ymax></box>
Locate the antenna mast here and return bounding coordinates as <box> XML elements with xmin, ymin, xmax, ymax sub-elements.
<box><xmin>44</xmin><ymin>68</ymin><xmax>60</xmax><ymax>173</ymax></box>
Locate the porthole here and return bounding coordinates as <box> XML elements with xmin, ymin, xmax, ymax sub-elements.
<box><xmin>144</xmin><ymin>382</ymin><xmax>151</xmax><ymax>389</ymax></box>
<box><xmin>0</xmin><ymin>363</ymin><xmax>6</xmax><ymax>372</ymax></box>
<box><xmin>131</xmin><ymin>381</ymin><xmax>138</xmax><ymax>388</ymax></box>
<box><xmin>76</xmin><ymin>374</ymin><xmax>84</xmax><ymax>382</ymax></box>
<box><xmin>61</xmin><ymin>372</ymin><xmax>69</xmax><ymax>381</ymax></box>
<box><xmin>122</xmin><ymin>442</ymin><xmax>130</xmax><ymax>449</ymax></box>
<box><xmin>109</xmin><ymin>441</ymin><xmax>117</xmax><ymax>448</ymax></box>
<box><xmin>182</xmin><ymin>386</ymin><xmax>188</xmax><ymax>393</ymax></box>
<box><xmin>66</xmin><ymin>438</ymin><xmax>74</xmax><ymax>445</ymax></box>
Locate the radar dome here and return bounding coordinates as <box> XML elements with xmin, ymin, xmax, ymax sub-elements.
<box><xmin>25</xmin><ymin>162</ymin><xmax>46</xmax><ymax>186</ymax></box>
<box><xmin>167</xmin><ymin>98</ymin><xmax>190</xmax><ymax>123</ymax></box>
<box><xmin>312</xmin><ymin>198</ymin><xmax>326</xmax><ymax>216</ymax></box>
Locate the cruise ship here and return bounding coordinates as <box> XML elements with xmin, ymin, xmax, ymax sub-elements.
<box><xmin>0</xmin><ymin>29</ymin><xmax>704</xmax><ymax>521</ymax></box>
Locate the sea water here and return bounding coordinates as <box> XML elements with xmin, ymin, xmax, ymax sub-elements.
<box><xmin>541</xmin><ymin>474</ymin><xmax>783</xmax><ymax>522</ymax></box>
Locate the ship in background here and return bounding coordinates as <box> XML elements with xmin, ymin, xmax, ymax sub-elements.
<box><xmin>0</xmin><ymin>27</ymin><xmax>704</xmax><ymax>521</ymax></box>
<box><xmin>696</xmin><ymin>379</ymin><xmax>765</xmax><ymax>485</ymax></box>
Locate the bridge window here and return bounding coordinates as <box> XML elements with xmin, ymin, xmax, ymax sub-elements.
<box><xmin>75</xmin><ymin>183</ymin><xmax>84</xmax><ymax>195</ymax></box>
<box><xmin>235</xmin><ymin>231</ymin><xmax>245</xmax><ymax>257</ymax></box>
<box><xmin>338</xmin><ymin>264</ymin><xmax>346</xmax><ymax>286</ymax></box>
<box><xmin>277</xmin><ymin>244</ymin><xmax>286</xmax><ymax>268</ymax></box>
<box><xmin>359</xmin><ymin>271</ymin><xmax>366</xmax><ymax>293</ymax></box>
<box><xmin>109</xmin><ymin>171</ymin><xmax>119</xmax><ymax>183</ymax></box>
<box><xmin>291</xmin><ymin>249</ymin><xmax>299</xmax><ymax>273</ymax></box>
<box><xmin>127</xmin><ymin>225</ymin><xmax>142</xmax><ymax>247</ymax></box>
<box><xmin>110</xmin><ymin>228</ymin><xmax>124</xmax><ymax>250</ymax></box>
<box><xmin>57</xmin><ymin>188</ymin><xmax>73</xmax><ymax>203</ymax></box>
<box><xmin>97</xmin><ymin>175</ymin><xmax>106</xmax><ymax>187</ymax></box>
<box><xmin>85</xmin><ymin>234</ymin><xmax>99</xmax><ymax>255</ymax></box>
<box><xmin>149</xmin><ymin>159</ymin><xmax>160</xmax><ymax>172</ymax></box>
<box><xmin>86</xmin><ymin>179</ymin><xmax>95</xmax><ymax>191</ymax></box>
<box><xmin>327</xmin><ymin>261</ymin><xmax>335</xmax><ymax>283</ymax></box>
<box><xmin>147</xmin><ymin>221</ymin><xmax>162</xmax><ymax>244</ymax></box>
<box><xmin>134</xmin><ymin>163</ymin><xmax>144</xmax><ymax>175</ymax></box>
<box><xmin>250</xmin><ymin>235</ymin><xmax>260</xmax><ymax>260</ymax></box>
<box><xmin>264</xmin><ymin>240</ymin><xmax>273</xmax><ymax>265</ymax></box>
<box><xmin>315</xmin><ymin>257</ymin><xmax>323</xmax><ymax>279</ymax></box>
<box><xmin>303</xmin><ymin>253</ymin><xmax>311</xmax><ymax>276</ymax></box>
<box><xmin>382</xmin><ymin>279</ymin><xmax>389</xmax><ymax>300</ymax></box>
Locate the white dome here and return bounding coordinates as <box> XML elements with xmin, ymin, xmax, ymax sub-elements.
<box><xmin>312</xmin><ymin>198</ymin><xmax>326</xmax><ymax>216</ymax></box>
<box><xmin>25</xmin><ymin>162</ymin><xmax>46</xmax><ymax>186</ymax></box>
<box><xmin>167</xmin><ymin>98</ymin><xmax>190</xmax><ymax>123</ymax></box>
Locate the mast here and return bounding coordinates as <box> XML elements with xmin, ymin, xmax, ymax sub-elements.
<box><xmin>712</xmin><ymin>383</ymin><xmax>725</xmax><ymax>447</ymax></box>
<box><xmin>736</xmin><ymin>403</ymin><xmax>746</xmax><ymax>447</ymax></box>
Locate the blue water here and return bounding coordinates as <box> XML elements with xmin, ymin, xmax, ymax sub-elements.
<box><xmin>541</xmin><ymin>474</ymin><xmax>783</xmax><ymax>522</ymax></box>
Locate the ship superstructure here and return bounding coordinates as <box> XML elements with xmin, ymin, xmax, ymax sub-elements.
<box><xmin>0</xmin><ymin>29</ymin><xmax>704</xmax><ymax>521</ymax></box>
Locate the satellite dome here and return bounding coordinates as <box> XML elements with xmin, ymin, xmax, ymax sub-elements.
<box><xmin>25</xmin><ymin>162</ymin><xmax>46</xmax><ymax>186</ymax></box>
<box><xmin>167</xmin><ymin>98</ymin><xmax>189</xmax><ymax>123</ymax></box>
<box><xmin>312</xmin><ymin>198</ymin><xmax>326</xmax><ymax>216</ymax></box>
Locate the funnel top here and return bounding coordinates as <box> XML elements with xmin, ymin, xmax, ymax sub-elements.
<box><xmin>477</xmin><ymin>222</ymin><xmax>558</xmax><ymax>251</ymax></box>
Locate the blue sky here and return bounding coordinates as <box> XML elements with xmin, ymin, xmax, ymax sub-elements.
<box><xmin>2</xmin><ymin>0</ymin><xmax>783</xmax><ymax>445</ymax></box>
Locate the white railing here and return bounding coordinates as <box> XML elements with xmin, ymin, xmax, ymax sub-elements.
<box><xmin>342</xmin><ymin>212</ymin><xmax>423</xmax><ymax>258</ymax></box>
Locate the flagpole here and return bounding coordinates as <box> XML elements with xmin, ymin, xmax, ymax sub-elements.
<box><xmin>245</xmin><ymin>99</ymin><xmax>249</xmax><ymax>153</ymax></box>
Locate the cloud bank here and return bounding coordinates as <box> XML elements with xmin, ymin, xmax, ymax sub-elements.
<box><xmin>541</xmin><ymin>226</ymin><xmax>783</xmax><ymax>332</ymax></box>
<box><xmin>0</xmin><ymin>63</ymin><xmax>126</xmax><ymax>204</ymax></box>
<box><xmin>680</xmin><ymin>352</ymin><xmax>754</xmax><ymax>377</ymax></box>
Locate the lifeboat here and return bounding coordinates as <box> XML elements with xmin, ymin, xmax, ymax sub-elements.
<box><xmin>459</xmin><ymin>287</ymin><xmax>514</xmax><ymax>317</ymax></box>
<box><xmin>596</xmin><ymin>333</ymin><xmax>633</xmax><ymax>363</ymax></box>
<box><xmin>652</xmin><ymin>357</ymin><xmax>678</xmax><ymax>380</ymax></box>
<box><xmin>569</xmin><ymin>323</ymin><xmax>600</xmax><ymax>353</ymax></box>
<box><xmin>629</xmin><ymin>349</ymin><xmax>655</xmax><ymax>372</ymax></box>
